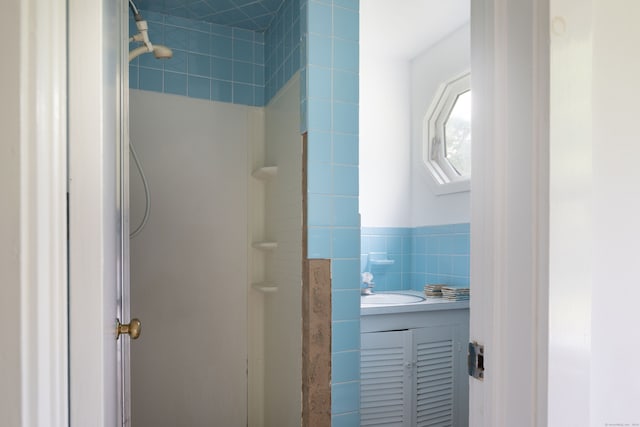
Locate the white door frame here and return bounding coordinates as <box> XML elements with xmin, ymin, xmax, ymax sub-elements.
<box><xmin>470</xmin><ymin>0</ymin><xmax>550</xmax><ymax>426</ymax></box>
<box><xmin>17</xmin><ymin>0</ymin><xmax>69</xmax><ymax>425</ymax></box>
<box><xmin>17</xmin><ymin>0</ymin><xmax>553</xmax><ymax>425</ymax></box>
<box><xmin>67</xmin><ymin>0</ymin><xmax>124</xmax><ymax>426</ymax></box>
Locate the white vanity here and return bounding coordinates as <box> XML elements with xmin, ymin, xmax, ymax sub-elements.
<box><xmin>360</xmin><ymin>291</ymin><xmax>469</xmax><ymax>427</ymax></box>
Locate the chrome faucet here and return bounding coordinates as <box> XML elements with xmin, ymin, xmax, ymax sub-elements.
<box><xmin>361</xmin><ymin>272</ymin><xmax>375</xmax><ymax>295</ymax></box>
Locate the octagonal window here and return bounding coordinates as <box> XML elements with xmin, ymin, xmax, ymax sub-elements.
<box><xmin>423</xmin><ymin>72</ymin><xmax>471</xmax><ymax>194</ymax></box>
<box><xmin>444</xmin><ymin>90</ymin><xmax>471</xmax><ymax>177</ymax></box>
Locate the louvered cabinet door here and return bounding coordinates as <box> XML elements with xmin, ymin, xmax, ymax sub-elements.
<box><xmin>412</xmin><ymin>327</ymin><xmax>457</xmax><ymax>427</ymax></box>
<box><xmin>360</xmin><ymin>330</ymin><xmax>413</xmax><ymax>426</ymax></box>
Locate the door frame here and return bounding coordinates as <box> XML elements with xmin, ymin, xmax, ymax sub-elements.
<box><xmin>67</xmin><ymin>0</ymin><xmax>124</xmax><ymax>426</ymax></box>
<box><xmin>17</xmin><ymin>0</ymin><xmax>69</xmax><ymax>425</ymax></box>
<box><xmin>18</xmin><ymin>0</ymin><xmax>552</xmax><ymax>425</ymax></box>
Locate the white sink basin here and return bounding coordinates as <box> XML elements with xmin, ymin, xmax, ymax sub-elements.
<box><xmin>361</xmin><ymin>292</ymin><xmax>425</xmax><ymax>306</ymax></box>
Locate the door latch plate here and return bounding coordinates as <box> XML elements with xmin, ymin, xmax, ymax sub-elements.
<box><xmin>468</xmin><ymin>341</ymin><xmax>484</xmax><ymax>380</ymax></box>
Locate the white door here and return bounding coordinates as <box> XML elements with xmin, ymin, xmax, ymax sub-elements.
<box><xmin>469</xmin><ymin>1</ymin><xmax>549</xmax><ymax>426</ymax></box>
<box><xmin>68</xmin><ymin>0</ymin><xmax>132</xmax><ymax>425</ymax></box>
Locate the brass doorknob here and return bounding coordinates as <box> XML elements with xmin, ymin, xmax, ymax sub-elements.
<box><xmin>116</xmin><ymin>318</ymin><xmax>142</xmax><ymax>340</ymax></box>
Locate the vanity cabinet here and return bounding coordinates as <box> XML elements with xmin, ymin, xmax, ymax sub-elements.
<box><xmin>361</xmin><ymin>303</ymin><xmax>469</xmax><ymax>427</ymax></box>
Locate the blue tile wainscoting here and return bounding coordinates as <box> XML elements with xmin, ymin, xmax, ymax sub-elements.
<box><xmin>411</xmin><ymin>223</ymin><xmax>471</xmax><ymax>289</ymax></box>
<box><xmin>361</xmin><ymin>223</ymin><xmax>471</xmax><ymax>291</ymax></box>
<box><xmin>360</xmin><ymin>227</ymin><xmax>412</xmax><ymax>291</ymax></box>
<box><xmin>129</xmin><ymin>2</ymin><xmax>300</xmax><ymax>106</ymax></box>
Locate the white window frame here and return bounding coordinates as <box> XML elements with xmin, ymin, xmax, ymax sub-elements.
<box><xmin>422</xmin><ymin>72</ymin><xmax>471</xmax><ymax>195</ymax></box>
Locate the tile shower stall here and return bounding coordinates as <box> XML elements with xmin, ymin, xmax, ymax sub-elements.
<box><xmin>128</xmin><ymin>0</ymin><xmax>362</xmax><ymax>425</ymax></box>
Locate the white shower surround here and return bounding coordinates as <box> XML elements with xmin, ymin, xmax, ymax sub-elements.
<box><xmin>129</xmin><ymin>90</ymin><xmax>252</xmax><ymax>426</ymax></box>
<box><xmin>128</xmin><ymin>74</ymin><xmax>302</xmax><ymax>427</ymax></box>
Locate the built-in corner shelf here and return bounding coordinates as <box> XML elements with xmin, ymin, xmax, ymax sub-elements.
<box><xmin>251</xmin><ymin>282</ymin><xmax>278</xmax><ymax>293</ymax></box>
<box><xmin>252</xmin><ymin>166</ymin><xmax>278</xmax><ymax>181</ymax></box>
<box><xmin>252</xmin><ymin>241</ymin><xmax>278</xmax><ymax>251</ymax></box>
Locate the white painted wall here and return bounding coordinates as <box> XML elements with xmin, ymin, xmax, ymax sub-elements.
<box><xmin>410</xmin><ymin>23</ymin><xmax>471</xmax><ymax>227</ymax></box>
<box><xmin>359</xmin><ymin>52</ymin><xmax>411</xmax><ymax>227</ymax></box>
<box><xmin>548</xmin><ymin>1</ymin><xmax>592</xmax><ymax>425</ymax></box>
<box><xmin>129</xmin><ymin>91</ymin><xmax>253</xmax><ymax>426</ymax></box>
<box><xmin>589</xmin><ymin>1</ymin><xmax>640</xmax><ymax>425</ymax></box>
<box><xmin>549</xmin><ymin>2</ymin><xmax>640</xmax><ymax>426</ymax></box>
<box><xmin>263</xmin><ymin>75</ymin><xmax>303</xmax><ymax>427</ymax></box>
<box><xmin>360</xmin><ymin>19</ymin><xmax>471</xmax><ymax>228</ymax></box>
<box><xmin>0</xmin><ymin>1</ymin><xmax>21</xmax><ymax>424</ymax></box>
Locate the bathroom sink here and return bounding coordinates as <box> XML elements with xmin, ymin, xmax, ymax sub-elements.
<box><xmin>361</xmin><ymin>292</ymin><xmax>425</xmax><ymax>306</ymax></box>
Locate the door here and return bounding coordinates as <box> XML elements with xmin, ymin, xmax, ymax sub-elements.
<box><xmin>413</xmin><ymin>326</ymin><xmax>468</xmax><ymax>427</ymax></box>
<box><xmin>68</xmin><ymin>0</ymin><xmax>132</xmax><ymax>425</ymax></box>
<box><xmin>469</xmin><ymin>1</ymin><xmax>549</xmax><ymax>426</ymax></box>
<box><xmin>361</xmin><ymin>330</ymin><xmax>413</xmax><ymax>426</ymax></box>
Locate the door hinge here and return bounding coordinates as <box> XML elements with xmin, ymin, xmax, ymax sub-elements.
<box><xmin>468</xmin><ymin>341</ymin><xmax>484</xmax><ymax>380</ymax></box>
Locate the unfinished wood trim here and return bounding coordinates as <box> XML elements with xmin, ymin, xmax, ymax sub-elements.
<box><xmin>302</xmin><ymin>258</ymin><xmax>331</xmax><ymax>427</ymax></box>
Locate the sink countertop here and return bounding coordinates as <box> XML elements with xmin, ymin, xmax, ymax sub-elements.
<box><xmin>361</xmin><ymin>290</ymin><xmax>469</xmax><ymax>316</ymax></box>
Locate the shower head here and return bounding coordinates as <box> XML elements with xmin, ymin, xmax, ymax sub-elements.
<box><xmin>152</xmin><ymin>45</ymin><xmax>173</xmax><ymax>59</ymax></box>
<box><xmin>128</xmin><ymin>16</ymin><xmax>173</xmax><ymax>63</ymax></box>
<box><xmin>129</xmin><ymin>44</ymin><xmax>173</xmax><ymax>62</ymax></box>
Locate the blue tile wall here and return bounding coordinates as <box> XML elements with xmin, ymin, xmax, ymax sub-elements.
<box><xmin>302</xmin><ymin>0</ymin><xmax>361</xmax><ymax>422</ymax></box>
<box><xmin>360</xmin><ymin>227</ymin><xmax>412</xmax><ymax>291</ymax></box>
<box><xmin>411</xmin><ymin>223</ymin><xmax>470</xmax><ymax>289</ymax></box>
<box><xmin>129</xmin><ymin>11</ymin><xmax>265</xmax><ymax>106</ymax></box>
<box><xmin>332</xmin><ymin>411</ymin><xmax>361</xmax><ymax>427</ymax></box>
<box><xmin>264</xmin><ymin>0</ymin><xmax>301</xmax><ymax>103</ymax></box>
<box><xmin>130</xmin><ymin>4</ymin><xmax>301</xmax><ymax>106</ymax></box>
<box><xmin>361</xmin><ymin>223</ymin><xmax>471</xmax><ymax>292</ymax></box>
